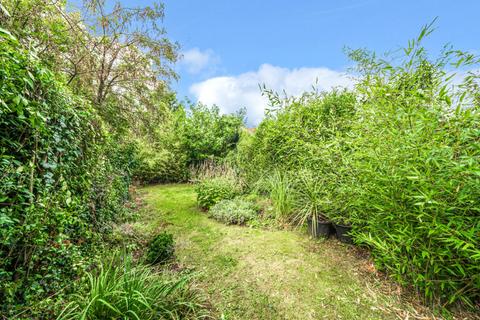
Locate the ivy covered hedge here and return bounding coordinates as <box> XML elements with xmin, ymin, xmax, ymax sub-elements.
<box><xmin>0</xmin><ymin>29</ymin><xmax>134</xmax><ymax>316</ymax></box>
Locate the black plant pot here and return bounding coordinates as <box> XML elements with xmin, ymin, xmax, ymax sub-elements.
<box><xmin>334</xmin><ymin>224</ymin><xmax>353</xmax><ymax>244</ymax></box>
<box><xmin>307</xmin><ymin>218</ymin><xmax>334</xmax><ymax>238</ymax></box>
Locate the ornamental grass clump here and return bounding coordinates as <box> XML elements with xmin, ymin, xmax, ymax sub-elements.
<box><xmin>263</xmin><ymin>170</ymin><xmax>295</xmax><ymax>221</ymax></box>
<box><xmin>58</xmin><ymin>254</ymin><xmax>207</xmax><ymax>320</ymax></box>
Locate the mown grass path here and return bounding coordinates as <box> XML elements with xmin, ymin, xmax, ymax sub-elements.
<box><xmin>135</xmin><ymin>184</ymin><xmax>417</xmax><ymax>320</ymax></box>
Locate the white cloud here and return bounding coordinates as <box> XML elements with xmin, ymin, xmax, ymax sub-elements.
<box><xmin>180</xmin><ymin>48</ymin><xmax>219</xmax><ymax>74</ymax></box>
<box><xmin>189</xmin><ymin>64</ymin><xmax>353</xmax><ymax>126</ymax></box>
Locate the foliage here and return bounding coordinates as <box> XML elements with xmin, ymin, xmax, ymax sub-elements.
<box><xmin>239</xmin><ymin>89</ymin><xmax>356</xmax><ymax>176</ymax></box>
<box><xmin>236</xmin><ymin>23</ymin><xmax>480</xmax><ymax>308</ymax></box>
<box><xmin>291</xmin><ymin>170</ymin><xmax>332</xmax><ymax>226</ymax></box>
<box><xmin>189</xmin><ymin>158</ymin><xmax>239</xmax><ymax>184</ymax></box>
<box><xmin>146</xmin><ymin>233</ymin><xmax>175</xmax><ymax>265</ymax></box>
<box><xmin>237</xmin><ymin>89</ymin><xmax>356</xmax><ymax>224</ymax></box>
<box><xmin>134</xmin><ymin>140</ymin><xmax>188</xmax><ymax>184</ymax></box>
<box><xmin>1</xmin><ymin>0</ymin><xmax>185</xmax><ymax>184</ymax></box>
<box><xmin>341</xmin><ymin>26</ymin><xmax>480</xmax><ymax>307</ymax></box>
<box><xmin>176</xmin><ymin>104</ymin><xmax>245</xmax><ymax>165</ymax></box>
<box><xmin>1</xmin><ymin>0</ymin><xmax>179</xmax><ymax>113</ymax></box>
<box><xmin>195</xmin><ymin>177</ymin><xmax>241</xmax><ymax>210</ymax></box>
<box><xmin>226</xmin><ymin>128</ymin><xmax>255</xmax><ymax>181</ymax></box>
<box><xmin>257</xmin><ymin>170</ymin><xmax>295</xmax><ymax>222</ymax></box>
<box><xmin>209</xmin><ymin>198</ymin><xmax>258</xmax><ymax>225</ymax></box>
<box><xmin>0</xmin><ymin>28</ymin><xmax>134</xmax><ymax>317</ymax></box>
<box><xmin>132</xmin><ymin>103</ymin><xmax>245</xmax><ymax>184</ymax></box>
<box><xmin>58</xmin><ymin>254</ymin><xmax>207</xmax><ymax>320</ymax></box>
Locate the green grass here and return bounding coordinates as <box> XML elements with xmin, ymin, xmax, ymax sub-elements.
<box><xmin>133</xmin><ymin>184</ymin><xmax>428</xmax><ymax>320</ymax></box>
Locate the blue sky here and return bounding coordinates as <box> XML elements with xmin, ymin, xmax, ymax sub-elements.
<box><xmin>128</xmin><ymin>1</ymin><xmax>480</xmax><ymax>125</ymax></box>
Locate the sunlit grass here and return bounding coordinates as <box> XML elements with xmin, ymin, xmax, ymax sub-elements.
<box><xmin>133</xmin><ymin>184</ymin><xmax>436</xmax><ymax>320</ymax></box>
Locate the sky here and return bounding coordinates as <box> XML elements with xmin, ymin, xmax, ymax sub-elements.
<box><xmin>126</xmin><ymin>1</ymin><xmax>480</xmax><ymax>126</ymax></box>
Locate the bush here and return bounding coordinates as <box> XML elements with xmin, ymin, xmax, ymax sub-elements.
<box><xmin>146</xmin><ymin>233</ymin><xmax>175</xmax><ymax>265</ymax></box>
<box><xmin>209</xmin><ymin>198</ymin><xmax>258</xmax><ymax>225</ymax></box>
<box><xmin>343</xmin><ymin>38</ymin><xmax>480</xmax><ymax>306</ymax></box>
<box><xmin>134</xmin><ymin>142</ymin><xmax>189</xmax><ymax>184</ymax></box>
<box><xmin>58</xmin><ymin>254</ymin><xmax>207</xmax><ymax>320</ymax></box>
<box><xmin>195</xmin><ymin>177</ymin><xmax>240</xmax><ymax>209</ymax></box>
<box><xmin>176</xmin><ymin>104</ymin><xmax>245</xmax><ymax>165</ymax></box>
<box><xmin>0</xmin><ymin>29</ymin><xmax>134</xmax><ymax>315</ymax></box>
<box><xmin>237</xmin><ymin>89</ymin><xmax>356</xmax><ymax>177</ymax></box>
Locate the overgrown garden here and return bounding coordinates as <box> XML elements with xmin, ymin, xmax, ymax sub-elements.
<box><xmin>0</xmin><ymin>1</ymin><xmax>479</xmax><ymax>318</ymax></box>
<box><xmin>194</xmin><ymin>24</ymin><xmax>480</xmax><ymax>314</ymax></box>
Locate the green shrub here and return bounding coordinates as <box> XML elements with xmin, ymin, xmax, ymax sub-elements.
<box><xmin>343</xmin><ymin>34</ymin><xmax>480</xmax><ymax>306</ymax></box>
<box><xmin>228</xmin><ymin>128</ymin><xmax>257</xmax><ymax>184</ymax></box>
<box><xmin>236</xmin><ymin>89</ymin><xmax>356</xmax><ymax>225</ymax></box>
<box><xmin>176</xmin><ymin>103</ymin><xmax>244</xmax><ymax>165</ymax></box>
<box><xmin>0</xmin><ymin>29</ymin><xmax>134</xmax><ymax>315</ymax></box>
<box><xmin>134</xmin><ymin>142</ymin><xmax>189</xmax><ymax>184</ymax></box>
<box><xmin>209</xmin><ymin>198</ymin><xmax>258</xmax><ymax>225</ymax></box>
<box><xmin>195</xmin><ymin>177</ymin><xmax>240</xmax><ymax>209</ymax></box>
<box><xmin>237</xmin><ymin>89</ymin><xmax>356</xmax><ymax>177</ymax></box>
<box><xmin>58</xmin><ymin>254</ymin><xmax>207</xmax><ymax>320</ymax></box>
<box><xmin>146</xmin><ymin>233</ymin><xmax>175</xmax><ymax>265</ymax></box>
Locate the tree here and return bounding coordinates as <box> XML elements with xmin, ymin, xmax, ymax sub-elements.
<box><xmin>1</xmin><ymin>0</ymin><xmax>179</xmax><ymax>135</ymax></box>
<box><xmin>177</xmin><ymin>104</ymin><xmax>245</xmax><ymax>165</ymax></box>
<box><xmin>72</xmin><ymin>0</ymin><xmax>179</xmax><ymax>106</ymax></box>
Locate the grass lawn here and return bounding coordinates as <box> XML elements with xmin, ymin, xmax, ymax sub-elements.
<box><xmin>133</xmin><ymin>184</ymin><xmax>432</xmax><ymax>320</ymax></box>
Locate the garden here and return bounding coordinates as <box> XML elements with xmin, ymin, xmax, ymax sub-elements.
<box><xmin>0</xmin><ymin>1</ymin><xmax>479</xmax><ymax>319</ymax></box>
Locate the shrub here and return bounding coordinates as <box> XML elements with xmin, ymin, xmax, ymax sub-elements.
<box><xmin>209</xmin><ymin>198</ymin><xmax>258</xmax><ymax>225</ymax></box>
<box><xmin>58</xmin><ymin>254</ymin><xmax>207</xmax><ymax>320</ymax></box>
<box><xmin>176</xmin><ymin>103</ymin><xmax>245</xmax><ymax>165</ymax></box>
<box><xmin>228</xmin><ymin>128</ymin><xmax>257</xmax><ymax>184</ymax></box>
<box><xmin>343</xmin><ymin>35</ymin><xmax>480</xmax><ymax>306</ymax></box>
<box><xmin>236</xmin><ymin>89</ymin><xmax>356</xmax><ymax>225</ymax></box>
<box><xmin>146</xmin><ymin>233</ymin><xmax>175</xmax><ymax>265</ymax></box>
<box><xmin>237</xmin><ymin>89</ymin><xmax>356</xmax><ymax>177</ymax></box>
<box><xmin>0</xmin><ymin>29</ymin><xmax>134</xmax><ymax>315</ymax></box>
<box><xmin>134</xmin><ymin>142</ymin><xmax>189</xmax><ymax>184</ymax></box>
<box><xmin>195</xmin><ymin>177</ymin><xmax>240</xmax><ymax>209</ymax></box>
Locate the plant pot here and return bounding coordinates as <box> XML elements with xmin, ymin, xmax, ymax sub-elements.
<box><xmin>334</xmin><ymin>224</ymin><xmax>353</xmax><ymax>244</ymax></box>
<box><xmin>307</xmin><ymin>218</ymin><xmax>334</xmax><ymax>238</ymax></box>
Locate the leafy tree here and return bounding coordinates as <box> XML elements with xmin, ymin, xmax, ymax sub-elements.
<box><xmin>0</xmin><ymin>0</ymin><xmax>179</xmax><ymax>137</ymax></box>
<box><xmin>176</xmin><ymin>104</ymin><xmax>245</xmax><ymax>165</ymax></box>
